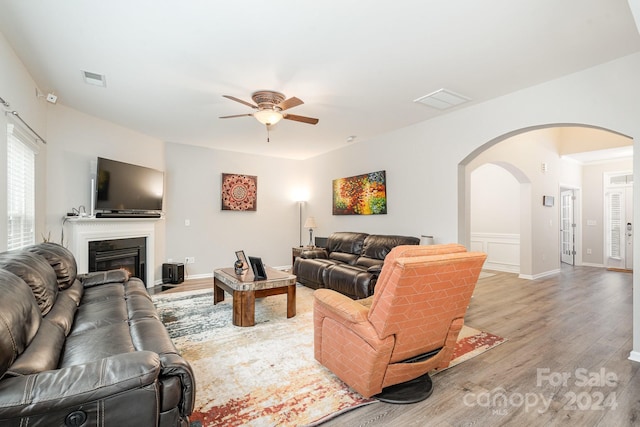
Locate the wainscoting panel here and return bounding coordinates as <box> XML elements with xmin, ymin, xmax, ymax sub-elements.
<box><xmin>470</xmin><ymin>232</ymin><xmax>520</xmax><ymax>273</ymax></box>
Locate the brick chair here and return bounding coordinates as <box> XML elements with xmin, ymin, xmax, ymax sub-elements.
<box><xmin>313</xmin><ymin>244</ymin><xmax>487</xmax><ymax>402</ymax></box>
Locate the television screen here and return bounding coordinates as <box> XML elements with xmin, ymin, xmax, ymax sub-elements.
<box><xmin>96</xmin><ymin>157</ymin><xmax>164</xmax><ymax>212</ymax></box>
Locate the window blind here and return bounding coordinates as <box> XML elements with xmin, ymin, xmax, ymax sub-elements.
<box><xmin>7</xmin><ymin>124</ymin><xmax>36</xmax><ymax>250</ymax></box>
<box><xmin>607</xmin><ymin>192</ymin><xmax>622</xmax><ymax>259</ymax></box>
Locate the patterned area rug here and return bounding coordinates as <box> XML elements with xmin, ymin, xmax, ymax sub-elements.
<box><xmin>153</xmin><ymin>285</ymin><xmax>505</xmax><ymax>427</ymax></box>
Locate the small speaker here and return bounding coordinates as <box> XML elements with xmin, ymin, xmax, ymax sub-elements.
<box><xmin>162</xmin><ymin>263</ymin><xmax>184</xmax><ymax>285</ymax></box>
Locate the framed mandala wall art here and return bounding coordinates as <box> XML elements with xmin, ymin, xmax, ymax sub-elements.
<box><xmin>221</xmin><ymin>173</ymin><xmax>258</xmax><ymax>211</ymax></box>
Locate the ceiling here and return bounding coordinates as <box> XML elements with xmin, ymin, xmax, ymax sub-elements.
<box><xmin>1</xmin><ymin>1</ymin><xmax>639</xmax><ymax>160</ymax></box>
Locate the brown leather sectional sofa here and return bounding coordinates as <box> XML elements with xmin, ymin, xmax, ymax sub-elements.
<box><xmin>0</xmin><ymin>243</ymin><xmax>194</xmax><ymax>426</ymax></box>
<box><xmin>293</xmin><ymin>232</ymin><xmax>420</xmax><ymax>299</ymax></box>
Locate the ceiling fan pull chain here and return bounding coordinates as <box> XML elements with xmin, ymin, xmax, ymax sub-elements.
<box><xmin>267</xmin><ymin>126</ymin><xmax>270</xmax><ymax>142</ymax></box>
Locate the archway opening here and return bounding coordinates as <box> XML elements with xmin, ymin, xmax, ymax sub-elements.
<box><xmin>459</xmin><ymin>123</ymin><xmax>633</xmax><ymax>278</ymax></box>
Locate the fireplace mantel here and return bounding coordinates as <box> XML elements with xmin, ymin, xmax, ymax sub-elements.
<box><xmin>65</xmin><ymin>217</ymin><xmax>161</xmax><ymax>287</ymax></box>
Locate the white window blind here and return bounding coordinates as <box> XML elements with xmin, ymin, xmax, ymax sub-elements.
<box><xmin>606</xmin><ymin>192</ymin><xmax>622</xmax><ymax>259</ymax></box>
<box><xmin>7</xmin><ymin>124</ymin><xmax>36</xmax><ymax>250</ymax></box>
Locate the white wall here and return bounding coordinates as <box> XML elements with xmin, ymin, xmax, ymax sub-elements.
<box><xmin>164</xmin><ymin>142</ymin><xmax>305</xmax><ymax>276</ymax></box>
<box><xmin>471</xmin><ymin>164</ymin><xmax>520</xmax><ymax>234</ymax></box>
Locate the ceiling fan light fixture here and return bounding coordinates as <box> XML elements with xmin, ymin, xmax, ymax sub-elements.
<box><xmin>254</xmin><ymin>109</ymin><xmax>283</xmax><ymax>126</ymax></box>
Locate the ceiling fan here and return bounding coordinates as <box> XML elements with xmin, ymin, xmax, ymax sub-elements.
<box><xmin>220</xmin><ymin>90</ymin><xmax>319</xmax><ymax>128</ymax></box>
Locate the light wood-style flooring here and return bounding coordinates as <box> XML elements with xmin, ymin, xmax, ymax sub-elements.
<box><xmin>155</xmin><ymin>265</ymin><xmax>638</xmax><ymax>426</ymax></box>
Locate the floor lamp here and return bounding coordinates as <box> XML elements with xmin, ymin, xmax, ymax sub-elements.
<box><xmin>298</xmin><ymin>201</ymin><xmax>304</xmax><ymax>247</ymax></box>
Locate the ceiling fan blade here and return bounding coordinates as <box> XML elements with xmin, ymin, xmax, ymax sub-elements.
<box><xmin>283</xmin><ymin>113</ymin><xmax>319</xmax><ymax>125</ymax></box>
<box><xmin>219</xmin><ymin>113</ymin><xmax>254</xmax><ymax>119</ymax></box>
<box><xmin>277</xmin><ymin>96</ymin><xmax>304</xmax><ymax>111</ymax></box>
<box><xmin>222</xmin><ymin>95</ymin><xmax>258</xmax><ymax>109</ymax></box>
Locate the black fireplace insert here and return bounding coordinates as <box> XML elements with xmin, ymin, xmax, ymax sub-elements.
<box><xmin>88</xmin><ymin>237</ymin><xmax>146</xmax><ymax>284</ymax></box>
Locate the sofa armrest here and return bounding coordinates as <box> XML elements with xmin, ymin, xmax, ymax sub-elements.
<box><xmin>0</xmin><ymin>352</ymin><xmax>160</xmax><ymax>421</ymax></box>
<box><xmin>300</xmin><ymin>248</ymin><xmax>328</xmax><ymax>259</ymax></box>
<box><xmin>366</xmin><ymin>265</ymin><xmax>382</xmax><ymax>274</ymax></box>
<box><xmin>160</xmin><ymin>353</ymin><xmax>196</xmax><ymax>417</ymax></box>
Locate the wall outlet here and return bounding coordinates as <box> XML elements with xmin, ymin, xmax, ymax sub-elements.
<box><xmin>185</xmin><ymin>257</ymin><xmax>195</xmax><ymax>264</ymax></box>
<box><xmin>587</xmin><ymin>249</ymin><xmax>592</xmax><ymax>255</ymax></box>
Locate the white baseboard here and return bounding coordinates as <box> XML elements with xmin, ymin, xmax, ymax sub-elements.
<box><xmin>629</xmin><ymin>351</ymin><xmax>640</xmax><ymax>363</ymax></box>
<box><xmin>483</xmin><ymin>261</ymin><xmax>520</xmax><ymax>274</ymax></box>
<box><xmin>519</xmin><ymin>268</ymin><xmax>561</xmax><ymax>280</ymax></box>
<box><xmin>185</xmin><ymin>272</ymin><xmax>213</xmax><ymax>281</ymax></box>
<box><xmin>580</xmin><ymin>262</ymin><xmax>605</xmax><ymax>268</ymax></box>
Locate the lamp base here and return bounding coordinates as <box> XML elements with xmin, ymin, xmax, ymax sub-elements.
<box><xmin>307</xmin><ymin>229</ymin><xmax>314</xmax><ymax>247</ymax></box>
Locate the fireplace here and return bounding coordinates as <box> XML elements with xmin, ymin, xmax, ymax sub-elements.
<box><xmin>66</xmin><ymin>217</ymin><xmax>158</xmax><ymax>288</ymax></box>
<box><xmin>88</xmin><ymin>237</ymin><xmax>146</xmax><ymax>283</ymax></box>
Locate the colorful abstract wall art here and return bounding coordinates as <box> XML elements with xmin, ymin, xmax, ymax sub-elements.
<box><xmin>221</xmin><ymin>173</ymin><xmax>257</xmax><ymax>211</ymax></box>
<box><xmin>332</xmin><ymin>170</ymin><xmax>387</xmax><ymax>215</ymax></box>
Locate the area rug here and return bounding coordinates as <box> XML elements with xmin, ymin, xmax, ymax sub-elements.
<box><xmin>153</xmin><ymin>285</ymin><xmax>505</xmax><ymax>427</ymax></box>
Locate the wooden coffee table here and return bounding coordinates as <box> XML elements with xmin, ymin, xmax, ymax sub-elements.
<box><xmin>213</xmin><ymin>266</ymin><xmax>296</xmax><ymax>327</ymax></box>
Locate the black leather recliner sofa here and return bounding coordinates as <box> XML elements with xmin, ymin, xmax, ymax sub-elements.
<box><xmin>293</xmin><ymin>232</ymin><xmax>420</xmax><ymax>299</ymax></box>
<box><xmin>0</xmin><ymin>242</ymin><xmax>195</xmax><ymax>426</ymax></box>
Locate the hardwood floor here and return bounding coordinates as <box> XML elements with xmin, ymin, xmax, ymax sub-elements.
<box><xmin>154</xmin><ymin>266</ymin><xmax>638</xmax><ymax>426</ymax></box>
<box><xmin>319</xmin><ymin>265</ymin><xmax>639</xmax><ymax>427</ymax></box>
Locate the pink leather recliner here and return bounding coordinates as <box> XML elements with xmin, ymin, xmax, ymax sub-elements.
<box><xmin>313</xmin><ymin>244</ymin><xmax>487</xmax><ymax>402</ymax></box>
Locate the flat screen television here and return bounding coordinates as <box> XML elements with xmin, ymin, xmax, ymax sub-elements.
<box><xmin>95</xmin><ymin>157</ymin><xmax>164</xmax><ymax>213</ymax></box>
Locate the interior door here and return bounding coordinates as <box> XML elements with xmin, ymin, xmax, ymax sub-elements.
<box><xmin>560</xmin><ymin>189</ymin><xmax>575</xmax><ymax>265</ymax></box>
<box><xmin>625</xmin><ymin>186</ymin><xmax>633</xmax><ymax>270</ymax></box>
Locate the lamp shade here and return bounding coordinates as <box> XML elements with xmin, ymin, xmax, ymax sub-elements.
<box><xmin>304</xmin><ymin>217</ymin><xmax>317</xmax><ymax>228</ymax></box>
<box><xmin>254</xmin><ymin>109</ymin><xmax>283</xmax><ymax>126</ymax></box>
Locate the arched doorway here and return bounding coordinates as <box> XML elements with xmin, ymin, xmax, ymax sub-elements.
<box><xmin>459</xmin><ymin>123</ymin><xmax>633</xmax><ymax>279</ymax></box>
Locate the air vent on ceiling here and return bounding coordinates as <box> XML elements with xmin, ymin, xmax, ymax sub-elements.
<box><xmin>82</xmin><ymin>70</ymin><xmax>107</xmax><ymax>87</ymax></box>
<box><xmin>414</xmin><ymin>88</ymin><xmax>471</xmax><ymax>110</ymax></box>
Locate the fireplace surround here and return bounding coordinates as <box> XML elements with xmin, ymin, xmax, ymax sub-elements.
<box><xmin>65</xmin><ymin>217</ymin><xmax>159</xmax><ymax>287</ymax></box>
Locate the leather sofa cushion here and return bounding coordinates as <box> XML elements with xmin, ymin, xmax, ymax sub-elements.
<box><xmin>70</xmin><ymin>296</ymin><xmax>129</xmax><ymax>335</ymax></box>
<box><xmin>25</xmin><ymin>242</ymin><xmax>78</xmax><ymax>289</ymax></box>
<box><xmin>354</xmin><ymin>257</ymin><xmax>384</xmax><ymax>269</ymax></box>
<box><xmin>5</xmin><ymin>319</ymin><xmax>65</xmax><ymax>376</ymax></box>
<box><xmin>61</xmin><ymin>323</ymin><xmax>136</xmax><ymax>367</ymax></box>
<box><xmin>80</xmin><ymin>282</ymin><xmax>125</xmax><ymax>305</ymax></box>
<box><xmin>329</xmin><ymin>252</ymin><xmax>359</xmax><ymax>265</ymax></box>
<box><xmin>326</xmin><ymin>232</ymin><xmax>368</xmax><ymax>256</ymax></box>
<box><xmin>361</xmin><ymin>234</ymin><xmax>421</xmax><ymax>260</ymax></box>
<box><xmin>0</xmin><ymin>270</ymin><xmax>41</xmax><ymax>378</ymax></box>
<box><xmin>0</xmin><ymin>251</ymin><xmax>59</xmax><ymax>315</ymax></box>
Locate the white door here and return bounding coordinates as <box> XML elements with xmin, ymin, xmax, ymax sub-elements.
<box><xmin>560</xmin><ymin>190</ymin><xmax>575</xmax><ymax>265</ymax></box>
<box><xmin>625</xmin><ymin>187</ymin><xmax>633</xmax><ymax>270</ymax></box>
<box><xmin>605</xmin><ymin>186</ymin><xmax>633</xmax><ymax>270</ymax></box>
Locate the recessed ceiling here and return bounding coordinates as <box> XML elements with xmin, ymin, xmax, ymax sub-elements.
<box><xmin>562</xmin><ymin>146</ymin><xmax>634</xmax><ymax>164</ymax></box>
<box><xmin>0</xmin><ymin>1</ymin><xmax>639</xmax><ymax>159</ymax></box>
